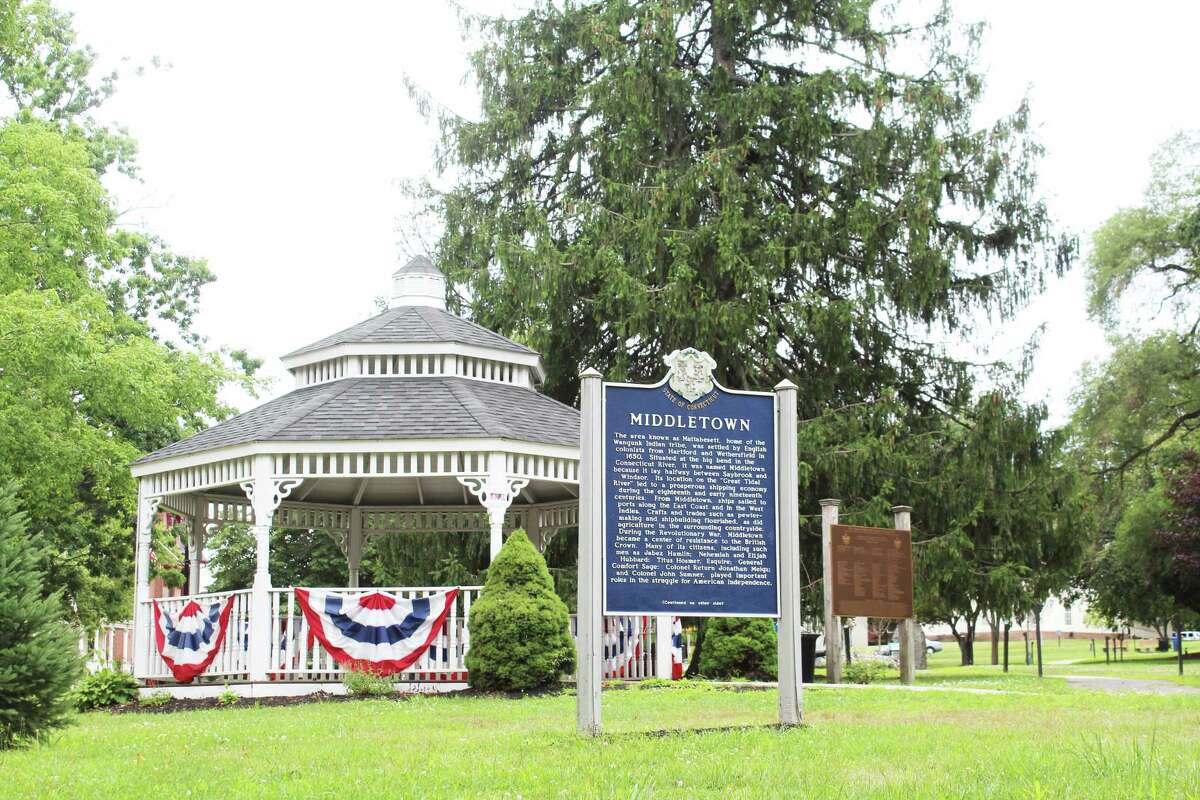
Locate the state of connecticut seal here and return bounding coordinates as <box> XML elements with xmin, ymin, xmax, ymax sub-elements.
<box><xmin>663</xmin><ymin>347</ymin><xmax>717</xmax><ymax>402</ymax></box>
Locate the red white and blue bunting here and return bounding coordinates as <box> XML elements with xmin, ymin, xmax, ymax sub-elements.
<box><xmin>294</xmin><ymin>588</ymin><xmax>458</xmax><ymax>676</ymax></box>
<box><xmin>603</xmin><ymin>615</ymin><xmax>646</xmax><ymax>677</ymax></box>
<box><xmin>671</xmin><ymin>616</ymin><xmax>684</xmax><ymax>679</ymax></box>
<box><xmin>152</xmin><ymin>596</ymin><xmax>236</xmax><ymax>683</ymax></box>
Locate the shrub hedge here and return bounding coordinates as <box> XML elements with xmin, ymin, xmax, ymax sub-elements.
<box><xmin>697</xmin><ymin>617</ymin><xmax>777</xmax><ymax>680</ymax></box>
<box><xmin>465</xmin><ymin>531</ymin><xmax>574</xmax><ymax>691</ymax></box>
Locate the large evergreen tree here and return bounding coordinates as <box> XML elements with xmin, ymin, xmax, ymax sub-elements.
<box><xmin>415</xmin><ymin>0</ymin><xmax>1069</xmax><ymax>411</ymax></box>
<box><xmin>411</xmin><ymin>0</ymin><xmax>1074</xmax><ymax>647</ymax></box>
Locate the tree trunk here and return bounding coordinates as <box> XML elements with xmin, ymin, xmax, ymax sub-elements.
<box><xmin>1178</xmin><ymin>619</ymin><xmax>1185</xmax><ymax>677</ymax></box>
<box><xmin>949</xmin><ymin>620</ymin><xmax>968</xmax><ymax>666</ymax></box>
<box><xmin>964</xmin><ymin>618</ymin><xmax>976</xmax><ymax>666</ymax></box>
<box><xmin>1034</xmin><ymin>606</ymin><xmax>1044</xmax><ymax>678</ymax></box>
<box><xmin>914</xmin><ymin>625</ymin><xmax>928</xmax><ymax>670</ymax></box>
<box><xmin>988</xmin><ymin>611</ymin><xmax>1000</xmax><ymax>665</ymax></box>
<box><xmin>1002</xmin><ymin>621</ymin><xmax>1010</xmax><ymax>673</ymax></box>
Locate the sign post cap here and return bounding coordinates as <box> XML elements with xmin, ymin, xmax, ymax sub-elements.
<box><xmin>774</xmin><ymin>378</ymin><xmax>798</xmax><ymax>391</ymax></box>
<box><xmin>579</xmin><ymin>366</ymin><xmax>603</xmax><ymax>379</ymax></box>
<box><xmin>819</xmin><ymin>498</ymin><xmax>841</xmax><ymax>508</ymax></box>
<box><xmin>891</xmin><ymin>505</ymin><xmax>913</xmax><ymax>513</ymax></box>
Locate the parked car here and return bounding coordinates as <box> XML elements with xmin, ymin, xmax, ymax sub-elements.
<box><xmin>1181</xmin><ymin>631</ymin><xmax>1200</xmax><ymax>642</ymax></box>
<box><xmin>877</xmin><ymin>639</ymin><xmax>943</xmax><ymax>656</ymax></box>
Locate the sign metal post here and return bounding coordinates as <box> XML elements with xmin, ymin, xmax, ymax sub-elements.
<box><xmin>893</xmin><ymin>505</ymin><xmax>915</xmax><ymax>685</ymax></box>
<box><xmin>820</xmin><ymin>499</ymin><xmax>843</xmax><ymax>684</ymax></box>
<box><xmin>577</xmin><ymin>367</ymin><xmax>603</xmax><ymax>736</ymax></box>
<box><xmin>775</xmin><ymin>379</ymin><xmax>803</xmax><ymax>724</ymax></box>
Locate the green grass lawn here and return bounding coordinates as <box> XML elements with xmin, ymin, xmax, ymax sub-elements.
<box><xmin>3</xmin><ymin>684</ymin><xmax>1198</xmax><ymax>799</ymax></box>
<box><xmin>915</xmin><ymin>636</ymin><xmax>1200</xmax><ymax>688</ymax></box>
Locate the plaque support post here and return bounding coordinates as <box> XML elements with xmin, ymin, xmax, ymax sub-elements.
<box><xmin>576</xmin><ymin>367</ymin><xmax>604</xmax><ymax>736</ymax></box>
<box><xmin>820</xmin><ymin>498</ymin><xmax>842</xmax><ymax>684</ymax></box>
<box><xmin>893</xmin><ymin>505</ymin><xmax>916</xmax><ymax>685</ymax></box>
<box><xmin>775</xmin><ymin>380</ymin><xmax>803</xmax><ymax>724</ymax></box>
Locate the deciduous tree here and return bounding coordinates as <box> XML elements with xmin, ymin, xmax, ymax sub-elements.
<box><xmin>0</xmin><ymin>1</ymin><xmax>256</xmax><ymax>625</ymax></box>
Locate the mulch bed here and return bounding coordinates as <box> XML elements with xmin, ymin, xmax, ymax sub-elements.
<box><xmin>109</xmin><ymin>691</ymin><xmax>423</xmax><ymax>715</ymax></box>
<box><xmin>108</xmin><ymin>682</ymin><xmax>580</xmax><ymax>714</ymax></box>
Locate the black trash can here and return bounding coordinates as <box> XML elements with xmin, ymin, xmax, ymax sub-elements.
<box><xmin>801</xmin><ymin>633</ymin><xmax>818</xmax><ymax>684</ymax></box>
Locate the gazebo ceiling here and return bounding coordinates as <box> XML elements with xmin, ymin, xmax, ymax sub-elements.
<box><xmin>201</xmin><ymin>474</ymin><xmax>578</xmax><ymax>507</ymax></box>
<box><xmin>134</xmin><ymin>376</ymin><xmax>579</xmax><ymax>466</ymax></box>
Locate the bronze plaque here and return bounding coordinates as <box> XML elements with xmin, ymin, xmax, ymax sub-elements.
<box><xmin>830</xmin><ymin>525</ymin><xmax>913</xmax><ymax>619</ymax></box>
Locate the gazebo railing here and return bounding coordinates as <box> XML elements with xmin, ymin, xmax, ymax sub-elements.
<box><xmin>134</xmin><ymin>587</ymin><xmax>667</xmax><ymax>684</ymax></box>
<box><xmin>570</xmin><ymin>614</ymin><xmax>661</xmax><ymax>680</ymax></box>
<box><xmin>82</xmin><ymin>623</ymin><xmax>134</xmax><ymax>674</ymax></box>
<box><xmin>138</xmin><ymin>588</ymin><xmax>254</xmax><ymax>682</ymax></box>
<box><xmin>268</xmin><ymin>586</ymin><xmax>481</xmax><ymax>682</ymax></box>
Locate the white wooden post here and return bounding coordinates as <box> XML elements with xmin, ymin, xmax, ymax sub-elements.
<box><xmin>487</xmin><ymin>453</ymin><xmax>507</xmax><ymax>560</ymax></box>
<box><xmin>894</xmin><ymin>505</ymin><xmax>916</xmax><ymax>685</ymax></box>
<box><xmin>776</xmin><ymin>379</ymin><xmax>803</xmax><ymax>724</ymax></box>
<box><xmin>133</xmin><ymin>483</ymin><xmax>160</xmax><ymax>679</ymax></box>
<box><xmin>241</xmin><ymin>455</ymin><xmax>301</xmax><ymax>683</ymax></box>
<box><xmin>458</xmin><ymin>456</ymin><xmax>527</xmax><ymax>563</ymax></box>
<box><xmin>247</xmin><ymin>455</ymin><xmax>274</xmax><ymax>683</ymax></box>
<box><xmin>655</xmin><ymin>615</ymin><xmax>673</xmax><ymax>679</ymax></box>
<box><xmin>820</xmin><ymin>498</ymin><xmax>843</xmax><ymax>683</ymax></box>
<box><xmin>577</xmin><ymin>367</ymin><xmax>603</xmax><ymax>735</ymax></box>
<box><xmin>189</xmin><ymin>507</ymin><xmax>205</xmax><ymax>595</ymax></box>
<box><xmin>526</xmin><ymin>505</ymin><xmax>543</xmax><ymax>552</ymax></box>
<box><xmin>348</xmin><ymin>508</ymin><xmax>363</xmax><ymax>588</ymax></box>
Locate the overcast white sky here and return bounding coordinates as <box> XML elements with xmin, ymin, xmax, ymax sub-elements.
<box><xmin>59</xmin><ymin>1</ymin><xmax>1200</xmax><ymax>424</ymax></box>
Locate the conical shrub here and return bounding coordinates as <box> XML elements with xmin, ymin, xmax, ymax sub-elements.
<box><xmin>0</xmin><ymin>484</ymin><xmax>83</xmax><ymax>748</ymax></box>
<box><xmin>465</xmin><ymin>531</ymin><xmax>574</xmax><ymax>691</ymax></box>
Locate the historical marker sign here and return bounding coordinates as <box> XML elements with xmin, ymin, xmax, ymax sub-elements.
<box><xmin>602</xmin><ymin>348</ymin><xmax>779</xmax><ymax>616</ymax></box>
<box><xmin>829</xmin><ymin>524</ymin><xmax>913</xmax><ymax>619</ymax></box>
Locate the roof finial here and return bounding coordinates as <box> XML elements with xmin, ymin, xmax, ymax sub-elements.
<box><xmin>390</xmin><ymin>256</ymin><xmax>446</xmax><ymax>310</ymax></box>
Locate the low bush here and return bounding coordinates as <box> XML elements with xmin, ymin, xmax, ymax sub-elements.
<box><xmin>697</xmin><ymin>617</ymin><xmax>777</xmax><ymax>680</ymax></box>
<box><xmin>343</xmin><ymin>665</ymin><xmax>394</xmax><ymax>697</ymax></box>
<box><xmin>844</xmin><ymin>659</ymin><xmax>893</xmax><ymax>685</ymax></box>
<box><xmin>140</xmin><ymin>691</ymin><xmax>172</xmax><ymax>708</ymax></box>
<box><xmin>217</xmin><ymin>688</ymin><xmax>240</xmax><ymax>706</ymax></box>
<box><xmin>635</xmin><ymin>678</ymin><xmax>714</xmax><ymax>692</ymax></box>
<box><xmin>465</xmin><ymin>531</ymin><xmax>575</xmax><ymax>692</ymax></box>
<box><xmin>69</xmin><ymin>669</ymin><xmax>139</xmax><ymax>711</ymax></box>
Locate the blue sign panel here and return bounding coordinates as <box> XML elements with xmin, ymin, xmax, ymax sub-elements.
<box><xmin>603</xmin><ymin>379</ymin><xmax>778</xmax><ymax>616</ymax></box>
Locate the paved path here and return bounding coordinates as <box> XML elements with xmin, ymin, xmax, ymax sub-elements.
<box><xmin>710</xmin><ymin>678</ymin><xmax>1200</xmax><ymax>696</ymax></box>
<box><xmin>705</xmin><ymin>681</ymin><xmax>1022</xmax><ymax>695</ymax></box>
<box><xmin>1064</xmin><ymin>675</ymin><xmax>1200</xmax><ymax>695</ymax></box>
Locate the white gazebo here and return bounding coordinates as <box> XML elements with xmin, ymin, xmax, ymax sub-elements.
<box><xmin>123</xmin><ymin>258</ymin><xmax>656</xmax><ymax>693</ymax></box>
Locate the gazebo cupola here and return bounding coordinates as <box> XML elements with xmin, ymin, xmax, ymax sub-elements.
<box><xmin>390</xmin><ymin>254</ymin><xmax>446</xmax><ymax>308</ymax></box>
<box><xmin>126</xmin><ymin>257</ymin><xmax>580</xmax><ymax>684</ymax></box>
<box><xmin>282</xmin><ymin>256</ymin><xmax>545</xmax><ymax>391</ymax></box>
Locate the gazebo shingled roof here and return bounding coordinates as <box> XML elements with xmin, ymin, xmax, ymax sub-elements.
<box><xmin>134</xmin><ymin>376</ymin><xmax>579</xmax><ymax>463</ymax></box>
<box><xmin>282</xmin><ymin>304</ymin><xmax>537</xmax><ymax>359</ymax></box>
